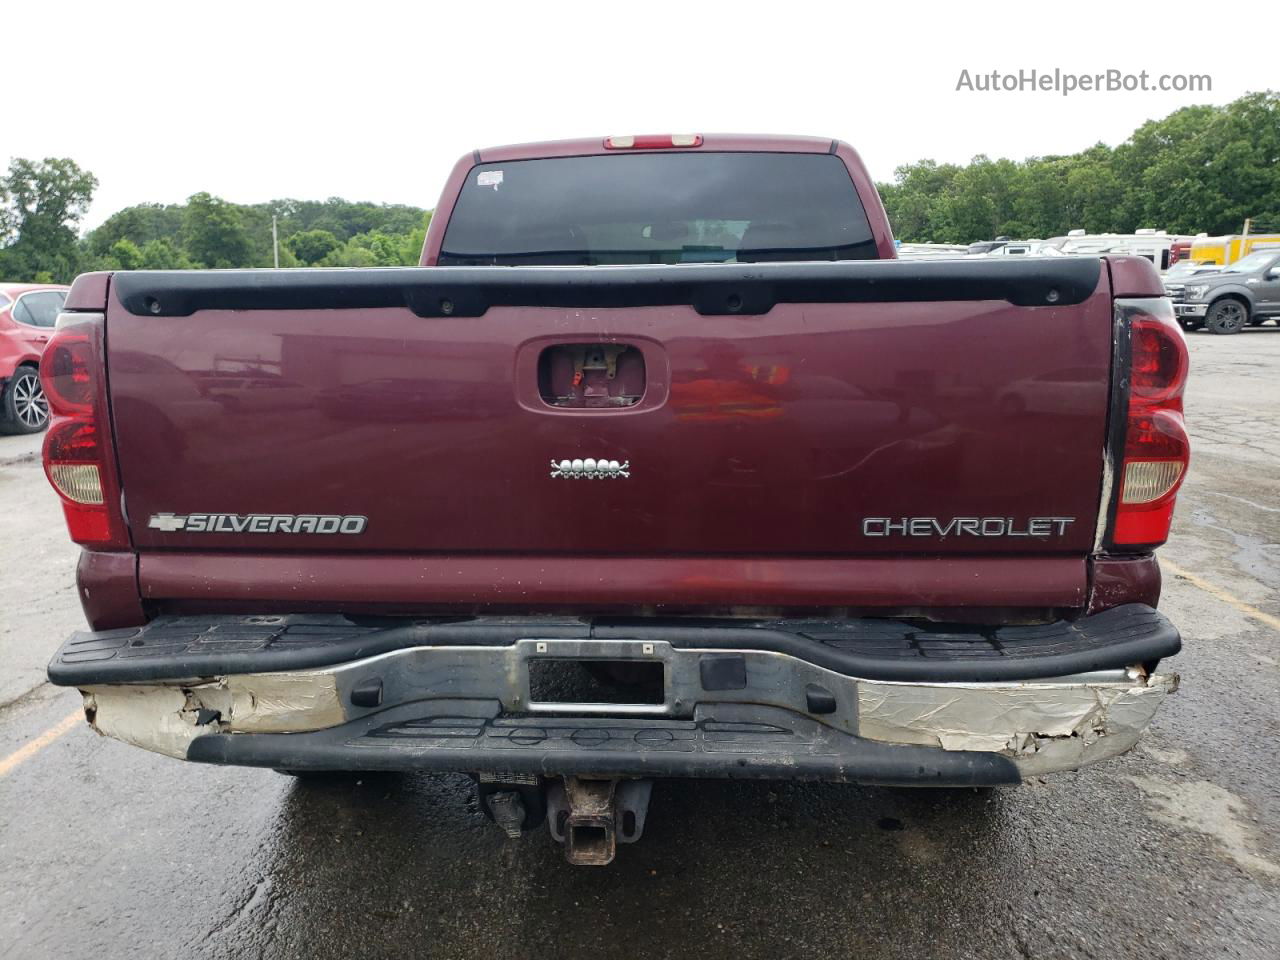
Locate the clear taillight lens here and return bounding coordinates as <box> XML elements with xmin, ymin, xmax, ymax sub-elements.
<box><xmin>1120</xmin><ymin>460</ymin><xmax>1184</xmax><ymax>505</ymax></box>
<box><xmin>48</xmin><ymin>463</ymin><xmax>104</xmax><ymax>504</ymax></box>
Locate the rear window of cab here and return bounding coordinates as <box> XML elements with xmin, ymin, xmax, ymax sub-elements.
<box><xmin>440</xmin><ymin>152</ymin><xmax>876</xmax><ymax>266</ymax></box>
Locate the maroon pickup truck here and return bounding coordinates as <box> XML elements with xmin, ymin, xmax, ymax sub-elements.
<box><xmin>41</xmin><ymin>134</ymin><xmax>1188</xmax><ymax>865</ymax></box>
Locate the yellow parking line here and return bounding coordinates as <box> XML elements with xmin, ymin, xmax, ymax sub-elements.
<box><xmin>1163</xmin><ymin>559</ymin><xmax>1280</xmax><ymax>633</ymax></box>
<box><xmin>0</xmin><ymin>709</ymin><xmax>83</xmax><ymax>778</ymax></box>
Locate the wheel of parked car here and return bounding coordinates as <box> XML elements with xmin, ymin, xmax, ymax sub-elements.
<box><xmin>0</xmin><ymin>366</ymin><xmax>49</xmax><ymax>434</ymax></box>
<box><xmin>1204</xmin><ymin>299</ymin><xmax>1248</xmax><ymax>335</ymax></box>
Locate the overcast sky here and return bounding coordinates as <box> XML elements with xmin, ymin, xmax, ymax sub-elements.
<box><xmin>7</xmin><ymin>1</ymin><xmax>1266</xmax><ymax>230</ymax></box>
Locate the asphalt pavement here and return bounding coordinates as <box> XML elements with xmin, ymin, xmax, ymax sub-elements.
<box><xmin>2</xmin><ymin>328</ymin><xmax>1278</xmax><ymax>960</ymax></box>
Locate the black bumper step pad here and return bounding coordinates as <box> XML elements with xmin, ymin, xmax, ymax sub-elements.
<box><xmin>49</xmin><ymin>603</ymin><xmax>1178</xmax><ymax>687</ymax></box>
<box><xmin>186</xmin><ymin>703</ymin><xmax>1023</xmax><ymax>786</ymax></box>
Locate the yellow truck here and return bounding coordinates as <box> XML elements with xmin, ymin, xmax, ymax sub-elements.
<box><xmin>1190</xmin><ymin>232</ymin><xmax>1280</xmax><ymax>266</ymax></box>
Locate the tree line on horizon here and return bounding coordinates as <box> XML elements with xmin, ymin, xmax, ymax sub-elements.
<box><xmin>0</xmin><ymin>179</ymin><xmax>432</xmax><ymax>283</ymax></box>
<box><xmin>1</xmin><ymin>90</ymin><xmax>1277</xmax><ymax>284</ymax></box>
<box><xmin>878</xmin><ymin>91</ymin><xmax>1280</xmax><ymax>244</ymax></box>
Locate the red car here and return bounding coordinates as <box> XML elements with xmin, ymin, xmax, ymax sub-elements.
<box><xmin>0</xmin><ymin>282</ymin><xmax>68</xmax><ymax>434</ymax></box>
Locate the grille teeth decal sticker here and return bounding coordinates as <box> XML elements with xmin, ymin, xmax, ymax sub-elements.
<box><xmin>550</xmin><ymin>458</ymin><xmax>631</xmax><ymax>479</ymax></box>
<box><xmin>147</xmin><ymin>513</ymin><xmax>367</xmax><ymax>534</ymax></box>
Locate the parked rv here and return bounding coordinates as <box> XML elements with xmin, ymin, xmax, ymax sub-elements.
<box><xmin>896</xmin><ymin>243</ymin><xmax>969</xmax><ymax>259</ymax></box>
<box><xmin>1050</xmin><ymin>230</ymin><xmax>1193</xmax><ymax>271</ymax></box>
<box><xmin>966</xmin><ymin>238</ymin><xmax>1009</xmax><ymax>255</ymax></box>
<box><xmin>986</xmin><ymin>240</ymin><xmax>1064</xmax><ymax>257</ymax></box>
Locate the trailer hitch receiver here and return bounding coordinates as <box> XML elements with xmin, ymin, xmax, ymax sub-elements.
<box><xmin>548</xmin><ymin>777</ymin><xmax>653</xmax><ymax>866</ymax></box>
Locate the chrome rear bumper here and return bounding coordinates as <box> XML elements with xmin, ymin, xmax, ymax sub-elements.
<box><xmin>77</xmin><ymin>634</ymin><xmax>1178</xmax><ymax>783</ymax></box>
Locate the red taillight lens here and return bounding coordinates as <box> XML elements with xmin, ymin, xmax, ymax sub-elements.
<box><xmin>1130</xmin><ymin>317</ymin><xmax>1189</xmax><ymax>406</ymax></box>
<box><xmin>43</xmin><ymin>333</ymin><xmax>98</xmax><ymax>413</ymax></box>
<box><xmin>1111</xmin><ymin>299</ymin><xmax>1190</xmax><ymax>549</ymax></box>
<box><xmin>40</xmin><ymin>312</ymin><xmax>129</xmax><ymax>548</ymax></box>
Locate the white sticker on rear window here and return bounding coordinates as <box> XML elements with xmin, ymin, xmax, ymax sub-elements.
<box><xmin>477</xmin><ymin>170</ymin><xmax>503</xmax><ymax>190</ymax></box>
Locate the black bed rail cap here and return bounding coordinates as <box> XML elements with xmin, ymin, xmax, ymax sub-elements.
<box><xmin>111</xmin><ymin>257</ymin><xmax>1103</xmax><ymax>319</ymax></box>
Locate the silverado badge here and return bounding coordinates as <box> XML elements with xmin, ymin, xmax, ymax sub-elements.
<box><xmin>147</xmin><ymin>513</ymin><xmax>368</xmax><ymax>534</ymax></box>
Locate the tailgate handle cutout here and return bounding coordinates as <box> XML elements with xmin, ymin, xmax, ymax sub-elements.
<box><xmin>538</xmin><ymin>343</ymin><xmax>646</xmax><ymax>409</ymax></box>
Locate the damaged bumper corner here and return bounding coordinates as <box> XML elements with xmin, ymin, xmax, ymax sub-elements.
<box><xmin>82</xmin><ymin>672</ymin><xmax>346</xmax><ymax>760</ymax></box>
<box><xmin>857</xmin><ymin>670</ymin><xmax>1179</xmax><ymax>777</ymax></box>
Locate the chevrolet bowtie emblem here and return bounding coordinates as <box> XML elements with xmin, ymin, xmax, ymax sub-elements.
<box><xmin>148</xmin><ymin>513</ymin><xmax>188</xmax><ymax>532</ymax></box>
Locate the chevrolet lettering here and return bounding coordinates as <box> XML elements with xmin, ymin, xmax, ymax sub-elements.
<box><xmin>862</xmin><ymin>517</ymin><xmax>1077</xmax><ymax>537</ymax></box>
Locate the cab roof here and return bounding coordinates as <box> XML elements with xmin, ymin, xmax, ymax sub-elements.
<box><xmin>475</xmin><ymin>133</ymin><xmax>838</xmax><ymax>163</ymax></box>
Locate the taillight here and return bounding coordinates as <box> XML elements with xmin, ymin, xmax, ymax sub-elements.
<box><xmin>1110</xmin><ymin>298</ymin><xmax>1190</xmax><ymax>549</ymax></box>
<box><xmin>604</xmin><ymin>134</ymin><xmax>703</xmax><ymax>149</ymax></box>
<box><xmin>40</xmin><ymin>312</ymin><xmax>129</xmax><ymax>548</ymax></box>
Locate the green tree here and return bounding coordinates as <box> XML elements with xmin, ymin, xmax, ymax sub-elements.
<box><xmin>1138</xmin><ymin>93</ymin><xmax>1280</xmax><ymax>234</ymax></box>
<box><xmin>352</xmin><ymin>230</ymin><xmax>410</xmax><ymax>266</ymax></box>
<box><xmin>280</xmin><ymin>198</ymin><xmax>426</xmax><ymax>241</ymax></box>
<box><xmin>877</xmin><ymin>160</ymin><xmax>960</xmax><ymax>242</ymax></box>
<box><xmin>106</xmin><ymin>238</ymin><xmax>144</xmax><ymax>270</ymax></box>
<box><xmin>879</xmin><ymin>91</ymin><xmax>1280</xmax><ymax>243</ymax></box>
<box><xmin>182</xmin><ymin>192</ymin><xmax>253</xmax><ymax>268</ymax></box>
<box><xmin>318</xmin><ymin>222</ymin><xmax>429</xmax><ymax>267</ymax></box>
<box><xmin>80</xmin><ymin>195</ymin><xmax>432</xmax><ymax>270</ymax></box>
<box><xmin>85</xmin><ymin>203</ymin><xmax>184</xmax><ymax>257</ymax></box>
<box><xmin>0</xmin><ymin>157</ymin><xmax>97</xmax><ymax>282</ymax></box>
<box><xmin>286</xmin><ymin>229</ymin><xmax>340</xmax><ymax>265</ymax></box>
<box><xmin>1064</xmin><ymin>146</ymin><xmax>1124</xmax><ymax>233</ymax></box>
<box><xmin>929</xmin><ymin>155</ymin><xmax>1024</xmax><ymax>242</ymax></box>
<box><xmin>140</xmin><ymin>238</ymin><xmax>193</xmax><ymax>270</ymax></box>
<box><xmin>317</xmin><ymin>242</ymin><xmax>380</xmax><ymax>267</ymax></box>
<box><xmin>400</xmin><ymin>210</ymin><xmax>431</xmax><ymax>265</ymax></box>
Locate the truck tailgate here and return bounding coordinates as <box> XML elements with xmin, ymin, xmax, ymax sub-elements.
<box><xmin>104</xmin><ymin>259</ymin><xmax>1115</xmax><ymax>613</ymax></box>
